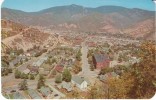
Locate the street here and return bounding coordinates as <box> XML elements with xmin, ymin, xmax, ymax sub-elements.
<box><xmin>79</xmin><ymin>42</ymin><xmax>99</xmax><ymax>81</ymax></box>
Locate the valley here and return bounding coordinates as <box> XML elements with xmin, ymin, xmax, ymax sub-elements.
<box><xmin>1</xmin><ymin>4</ymin><xmax>156</xmax><ymax>99</ymax></box>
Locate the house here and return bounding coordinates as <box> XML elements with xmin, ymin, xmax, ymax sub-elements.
<box><xmin>39</xmin><ymin>64</ymin><xmax>52</xmax><ymax>76</ymax></box>
<box><xmin>71</xmin><ymin>76</ymin><xmax>90</xmax><ymax>90</ymax></box>
<box><xmin>58</xmin><ymin>81</ymin><xmax>72</xmax><ymax>92</ymax></box>
<box><xmin>27</xmin><ymin>66</ymin><xmax>39</xmax><ymax>75</ymax></box>
<box><xmin>26</xmin><ymin>53</ymin><xmax>31</xmax><ymax>57</ymax></box>
<box><xmin>32</xmin><ymin>59</ymin><xmax>44</xmax><ymax>67</ymax></box>
<box><xmin>67</xmin><ymin>59</ymin><xmax>74</xmax><ymax>67</ymax></box>
<box><xmin>92</xmin><ymin>54</ymin><xmax>110</xmax><ymax>69</ymax></box>
<box><xmin>18</xmin><ymin>55</ymin><xmax>28</xmax><ymax>61</ymax></box>
<box><xmin>55</xmin><ymin>65</ymin><xmax>64</xmax><ymax>73</ymax></box>
<box><xmin>32</xmin><ymin>57</ymin><xmax>48</xmax><ymax>67</ymax></box>
<box><xmin>9</xmin><ymin>58</ymin><xmax>20</xmax><ymax>68</ymax></box>
<box><xmin>99</xmin><ymin>72</ymin><xmax>119</xmax><ymax>82</ymax></box>
<box><xmin>39</xmin><ymin>86</ymin><xmax>52</xmax><ymax>97</ymax></box>
<box><xmin>39</xmin><ymin>68</ymin><xmax>49</xmax><ymax>76</ymax></box>
<box><xmin>11</xmin><ymin>92</ymin><xmax>25</xmax><ymax>99</ymax></box>
<box><xmin>9</xmin><ymin>55</ymin><xmax>28</xmax><ymax>68</ymax></box>
<box><xmin>27</xmin><ymin>89</ymin><xmax>42</xmax><ymax>99</ymax></box>
<box><xmin>23</xmin><ymin>69</ymin><xmax>30</xmax><ymax>74</ymax></box>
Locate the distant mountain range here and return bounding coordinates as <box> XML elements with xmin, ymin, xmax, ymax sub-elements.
<box><xmin>1</xmin><ymin>4</ymin><xmax>155</xmax><ymax>39</ymax></box>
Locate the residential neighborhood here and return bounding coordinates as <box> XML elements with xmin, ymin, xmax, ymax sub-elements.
<box><xmin>1</xmin><ymin>0</ymin><xmax>156</xmax><ymax>99</ymax></box>
<box><xmin>2</xmin><ymin>31</ymin><xmax>153</xmax><ymax>99</ymax></box>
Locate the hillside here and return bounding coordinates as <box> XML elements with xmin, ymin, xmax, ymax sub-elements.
<box><xmin>1</xmin><ymin>20</ymin><xmax>71</xmax><ymax>52</ymax></box>
<box><xmin>1</xmin><ymin>20</ymin><xmax>51</xmax><ymax>51</ymax></box>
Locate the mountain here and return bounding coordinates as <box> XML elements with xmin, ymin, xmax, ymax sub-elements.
<box><xmin>1</xmin><ymin>5</ymin><xmax>155</xmax><ymax>39</ymax></box>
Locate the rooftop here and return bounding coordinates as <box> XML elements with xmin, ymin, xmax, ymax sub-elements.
<box><xmin>93</xmin><ymin>54</ymin><xmax>109</xmax><ymax>62</ymax></box>
<box><xmin>72</xmin><ymin>76</ymin><xmax>89</xmax><ymax>85</ymax></box>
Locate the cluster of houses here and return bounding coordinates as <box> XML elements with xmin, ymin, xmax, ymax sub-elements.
<box><xmin>57</xmin><ymin>75</ymin><xmax>90</xmax><ymax>92</ymax></box>
<box><xmin>3</xmin><ymin>86</ymin><xmax>59</xmax><ymax>99</ymax></box>
<box><xmin>20</xmin><ymin>47</ymin><xmax>79</xmax><ymax>78</ymax></box>
<box><xmin>87</xmin><ymin>39</ymin><xmax>141</xmax><ymax>82</ymax></box>
<box><xmin>2</xmin><ymin>30</ymin><xmax>143</xmax><ymax>99</ymax></box>
<box><xmin>9</xmin><ymin>55</ymin><xmax>29</xmax><ymax>68</ymax></box>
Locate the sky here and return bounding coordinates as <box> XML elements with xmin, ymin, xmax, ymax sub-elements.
<box><xmin>1</xmin><ymin>0</ymin><xmax>155</xmax><ymax>12</ymax></box>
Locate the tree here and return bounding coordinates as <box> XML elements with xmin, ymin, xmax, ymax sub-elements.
<box><xmin>55</xmin><ymin>74</ymin><xmax>62</xmax><ymax>83</ymax></box>
<box><xmin>99</xmin><ymin>67</ymin><xmax>113</xmax><ymax>75</ymax></box>
<box><xmin>37</xmin><ymin>75</ymin><xmax>45</xmax><ymax>89</ymax></box>
<box><xmin>62</xmin><ymin>68</ymin><xmax>72</xmax><ymax>82</ymax></box>
<box><xmin>106</xmin><ymin>73</ymin><xmax>134</xmax><ymax>99</ymax></box>
<box><xmin>25</xmin><ymin>74</ymin><xmax>29</xmax><ymax>79</ymax></box>
<box><xmin>76</xmin><ymin>49</ymin><xmax>82</xmax><ymax>61</ymax></box>
<box><xmin>73</xmin><ymin>65</ymin><xmax>82</xmax><ymax>74</ymax></box>
<box><xmin>15</xmin><ymin>69</ymin><xmax>21</xmax><ymax>79</ymax></box>
<box><xmin>30</xmin><ymin>74</ymin><xmax>35</xmax><ymax>80</ymax></box>
<box><xmin>19</xmin><ymin>79</ymin><xmax>28</xmax><ymax>90</ymax></box>
<box><xmin>52</xmin><ymin>58</ymin><xmax>57</xmax><ymax>63</ymax></box>
<box><xmin>87</xmin><ymin>85</ymin><xmax>104</xmax><ymax>99</ymax></box>
<box><xmin>72</xmin><ymin>89</ymin><xmax>80</xmax><ymax>99</ymax></box>
<box><xmin>8</xmin><ymin>68</ymin><xmax>13</xmax><ymax>73</ymax></box>
<box><xmin>51</xmin><ymin>70</ymin><xmax>56</xmax><ymax>75</ymax></box>
<box><xmin>3</xmin><ymin>69</ymin><xmax>9</xmax><ymax>76</ymax></box>
<box><xmin>88</xmin><ymin>86</ymin><xmax>98</xmax><ymax>99</ymax></box>
<box><xmin>105</xmin><ymin>41</ymin><xmax>156</xmax><ymax>99</ymax></box>
<box><xmin>20</xmin><ymin>73</ymin><xmax>28</xmax><ymax>79</ymax></box>
<box><xmin>17</xmin><ymin>49</ymin><xmax>24</xmax><ymax>55</ymax></box>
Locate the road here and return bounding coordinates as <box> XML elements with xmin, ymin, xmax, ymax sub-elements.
<box><xmin>78</xmin><ymin>42</ymin><xmax>98</xmax><ymax>79</ymax></box>
<box><xmin>47</xmin><ymin>83</ymin><xmax>66</xmax><ymax>98</ymax></box>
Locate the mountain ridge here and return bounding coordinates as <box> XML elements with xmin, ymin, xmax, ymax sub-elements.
<box><xmin>1</xmin><ymin>5</ymin><xmax>155</xmax><ymax>39</ymax></box>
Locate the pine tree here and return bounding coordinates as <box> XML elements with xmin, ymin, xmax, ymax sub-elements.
<box><xmin>15</xmin><ymin>69</ymin><xmax>21</xmax><ymax>79</ymax></box>
<box><xmin>62</xmin><ymin>68</ymin><xmax>72</xmax><ymax>82</ymax></box>
<box><xmin>55</xmin><ymin>74</ymin><xmax>62</xmax><ymax>83</ymax></box>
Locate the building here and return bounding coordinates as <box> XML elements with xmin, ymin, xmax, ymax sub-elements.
<box><xmin>55</xmin><ymin>65</ymin><xmax>64</xmax><ymax>73</ymax></box>
<box><xmin>92</xmin><ymin>54</ymin><xmax>110</xmax><ymax>69</ymax></box>
<box><xmin>71</xmin><ymin>76</ymin><xmax>89</xmax><ymax>90</ymax></box>
<box><xmin>38</xmin><ymin>86</ymin><xmax>52</xmax><ymax>97</ymax></box>
<box><xmin>57</xmin><ymin>81</ymin><xmax>72</xmax><ymax>92</ymax></box>
<box><xmin>39</xmin><ymin>64</ymin><xmax>52</xmax><ymax>76</ymax></box>
<box><xmin>11</xmin><ymin>92</ymin><xmax>25</xmax><ymax>99</ymax></box>
<box><xmin>23</xmin><ymin>69</ymin><xmax>30</xmax><ymax>74</ymax></box>
<box><xmin>27</xmin><ymin>89</ymin><xmax>42</xmax><ymax>99</ymax></box>
<box><xmin>32</xmin><ymin>57</ymin><xmax>47</xmax><ymax>67</ymax></box>
<box><xmin>99</xmin><ymin>72</ymin><xmax>119</xmax><ymax>82</ymax></box>
<box><xmin>27</xmin><ymin>66</ymin><xmax>39</xmax><ymax>75</ymax></box>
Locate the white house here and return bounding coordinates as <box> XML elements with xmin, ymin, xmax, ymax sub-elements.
<box><xmin>71</xmin><ymin>76</ymin><xmax>89</xmax><ymax>90</ymax></box>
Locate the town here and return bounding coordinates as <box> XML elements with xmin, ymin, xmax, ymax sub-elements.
<box><xmin>1</xmin><ymin>0</ymin><xmax>156</xmax><ymax>99</ymax></box>
<box><xmin>2</xmin><ymin>29</ymin><xmax>150</xmax><ymax>99</ymax></box>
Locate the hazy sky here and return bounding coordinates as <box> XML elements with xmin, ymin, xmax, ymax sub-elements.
<box><xmin>1</xmin><ymin>0</ymin><xmax>155</xmax><ymax>12</ymax></box>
